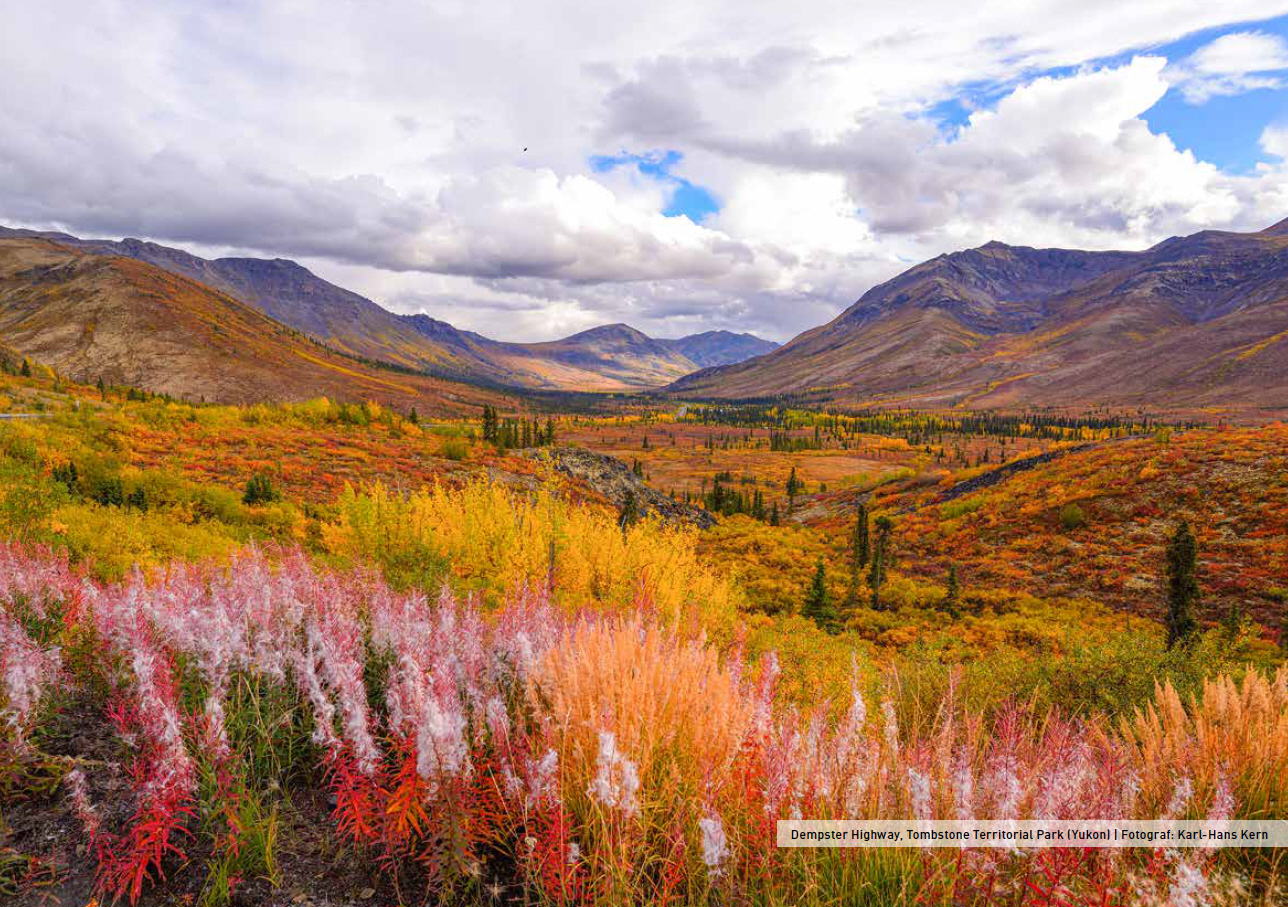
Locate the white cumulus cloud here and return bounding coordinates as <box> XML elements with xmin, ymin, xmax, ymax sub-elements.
<box><xmin>3</xmin><ymin>1</ymin><xmax>1288</xmax><ymax>342</ymax></box>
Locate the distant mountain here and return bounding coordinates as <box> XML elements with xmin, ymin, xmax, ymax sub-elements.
<box><xmin>0</xmin><ymin>227</ymin><xmax>498</xmax><ymax>377</ymax></box>
<box><xmin>392</xmin><ymin>318</ymin><xmax>701</xmax><ymax>391</ymax></box>
<box><xmin>660</xmin><ymin>330</ymin><xmax>778</xmax><ymax>367</ymax></box>
<box><xmin>669</xmin><ymin>220</ymin><xmax>1288</xmax><ymax>416</ymax></box>
<box><xmin>513</xmin><ymin>324</ymin><xmax>702</xmax><ymax>390</ymax></box>
<box><xmin>0</xmin><ymin>226</ymin><xmax>774</xmax><ymax>391</ymax></box>
<box><xmin>0</xmin><ymin>236</ymin><xmax>505</xmax><ymax>413</ymax></box>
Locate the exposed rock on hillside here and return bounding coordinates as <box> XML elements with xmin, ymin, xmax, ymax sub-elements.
<box><xmin>522</xmin><ymin>447</ymin><xmax>715</xmax><ymax>529</ymax></box>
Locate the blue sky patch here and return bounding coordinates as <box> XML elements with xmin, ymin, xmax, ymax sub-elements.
<box><xmin>926</xmin><ymin>14</ymin><xmax>1288</xmax><ymax>173</ymax></box>
<box><xmin>590</xmin><ymin>150</ymin><xmax>721</xmax><ymax>222</ymax></box>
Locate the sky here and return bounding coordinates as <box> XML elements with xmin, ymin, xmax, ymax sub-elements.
<box><xmin>3</xmin><ymin>2</ymin><xmax>1288</xmax><ymax>343</ymax></box>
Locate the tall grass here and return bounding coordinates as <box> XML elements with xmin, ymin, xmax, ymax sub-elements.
<box><xmin>3</xmin><ymin>541</ymin><xmax>1286</xmax><ymax>904</ymax></box>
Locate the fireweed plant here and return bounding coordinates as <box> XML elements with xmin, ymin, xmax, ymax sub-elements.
<box><xmin>2</xmin><ymin>541</ymin><xmax>1286</xmax><ymax>905</ymax></box>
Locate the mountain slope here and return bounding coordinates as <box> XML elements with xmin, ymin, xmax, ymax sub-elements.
<box><xmin>0</xmin><ymin>237</ymin><xmax>504</xmax><ymax>413</ymax></box>
<box><xmin>0</xmin><ymin>226</ymin><xmax>774</xmax><ymax>391</ymax></box>
<box><xmin>0</xmin><ymin>228</ymin><xmax>502</xmax><ymax>376</ymax></box>
<box><xmin>398</xmin><ymin>318</ymin><xmax>703</xmax><ymax>391</ymax></box>
<box><xmin>669</xmin><ymin>222</ymin><xmax>1288</xmax><ymax>416</ymax></box>
<box><xmin>505</xmin><ymin>324</ymin><xmax>700</xmax><ymax>390</ymax></box>
<box><xmin>661</xmin><ymin>330</ymin><xmax>778</xmax><ymax>367</ymax></box>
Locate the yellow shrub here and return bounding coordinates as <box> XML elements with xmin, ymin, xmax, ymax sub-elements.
<box><xmin>327</xmin><ymin>477</ymin><xmax>739</xmax><ymax>635</ymax></box>
<box><xmin>52</xmin><ymin>502</ymin><xmax>241</xmax><ymax>580</ymax></box>
<box><xmin>747</xmin><ymin>615</ymin><xmax>870</xmax><ymax>710</ymax></box>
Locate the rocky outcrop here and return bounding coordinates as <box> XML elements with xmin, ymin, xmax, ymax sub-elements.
<box><xmin>522</xmin><ymin>447</ymin><xmax>716</xmax><ymax>529</ymax></box>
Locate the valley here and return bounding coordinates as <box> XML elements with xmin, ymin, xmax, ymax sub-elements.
<box><xmin>2</xmin><ymin>221</ymin><xmax>1288</xmax><ymax>906</ymax></box>
<box><xmin>9</xmin><ymin>6</ymin><xmax>1288</xmax><ymax>905</ymax></box>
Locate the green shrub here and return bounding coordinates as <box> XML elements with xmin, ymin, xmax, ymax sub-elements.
<box><xmin>437</xmin><ymin>438</ymin><xmax>469</xmax><ymax>461</ymax></box>
<box><xmin>940</xmin><ymin>495</ymin><xmax>987</xmax><ymax>521</ymax></box>
<box><xmin>1059</xmin><ymin>503</ymin><xmax>1086</xmax><ymax>531</ymax></box>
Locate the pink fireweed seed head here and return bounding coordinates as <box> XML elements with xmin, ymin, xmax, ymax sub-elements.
<box><xmin>417</xmin><ymin>693</ymin><xmax>471</xmax><ymax>786</ymax></box>
<box><xmin>995</xmin><ymin>766</ymin><xmax>1022</xmax><ymax>822</ymax></box>
<box><xmin>833</xmin><ymin>671</ymin><xmax>868</xmax><ymax>776</ymax></box>
<box><xmin>952</xmin><ymin>750</ymin><xmax>975</xmax><ymax>820</ymax></box>
<box><xmin>908</xmin><ymin>767</ymin><xmax>933</xmax><ymax>821</ymax></box>
<box><xmin>760</xmin><ymin>711</ymin><xmax>800</xmax><ymax>818</ymax></box>
<box><xmin>842</xmin><ymin>768</ymin><xmax>869</xmax><ymax>819</ymax></box>
<box><xmin>485</xmin><ymin>695</ymin><xmax>511</xmax><ymax>744</ymax></box>
<box><xmin>493</xmin><ymin>582</ymin><xmax>561</xmax><ymax>679</ymax></box>
<box><xmin>802</xmin><ymin>710</ymin><xmax>827</xmax><ymax>799</ymax></box>
<box><xmin>587</xmin><ymin>730</ymin><xmax>641</xmax><ymax>818</ymax></box>
<box><xmin>1033</xmin><ymin>739</ymin><xmax>1090</xmax><ymax>820</ymax></box>
<box><xmin>1164</xmin><ymin>775</ymin><xmax>1194</xmax><ymax>820</ymax></box>
<box><xmin>751</xmin><ymin>653</ymin><xmax>780</xmax><ymax>739</ymax></box>
<box><xmin>202</xmin><ymin>695</ymin><xmax>232</xmax><ymax>764</ymax></box>
<box><xmin>882</xmin><ymin>700</ymin><xmax>899</xmax><ymax>759</ymax></box>
<box><xmin>64</xmin><ymin>768</ymin><xmax>101</xmax><ymax>841</ymax></box>
<box><xmin>1119</xmin><ymin>770</ymin><xmax>1142</xmax><ymax>816</ymax></box>
<box><xmin>300</xmin><ymin>571</ymin><xmax>380</xmax><ymax>775</ymax></box>
<box><xmin>294</xmin><ymin>640</ymin><xmax>341</xmax><ymax>755</ymax></box>
<box><xmin>1207</xmin><ymin>774</ymin><xmax>1234</xmax><ymax>824</ymax></box>
<box><xmin>0</xmin><ymin>612</ymin><xmax>61</xmax><ymax>747</ymax></box>
<box><xmin>0</xmin><ymin>543</ymin><xmax>77</xmax><ymax>616</ymax></box>
<box><xmin>1168</xmin><ymin>859</ymin><xmax>1209</xmax><ymax>907</ymax></box>
<box><xmin>525</xmin><ymin>748</ymin><xmax>559</xmax><ymax>809</ymax></box>
<box><xmin>846</xmin><ymin>686</ymin><xmax>867</xmax><ymax>737</ymax></box>
<box><xmin>503</xmin><ymin>765</ymin><xmax>522</xmax><ymax>800</ymax></box>
<box><xmin>699</xmin><ymin>813</ymin><xmax>729</xmax><ymax>876</ymax></box>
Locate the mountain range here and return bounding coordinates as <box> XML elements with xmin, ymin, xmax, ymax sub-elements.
<box><xmin>669</xmin><ymin>219</ymin><xmax>1288</xmax><ymax>417</ymax></box>
<box><xmin>4</xmin><ymin>219</ymin><xmax>1288</xmax><ymax>417</ymax></box>
<box><xmin>0</xmin><ymin>227</ymin><xmax>777</xmax><ymax>393</ymax></box>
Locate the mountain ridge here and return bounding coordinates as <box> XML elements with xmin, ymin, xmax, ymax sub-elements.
<box><xmin>668</xmin><ymin>221</ymin><xmax>1288</xmax><ymax>415</ymax></box>
<box><xmin>0</xmin><ymin>226</ymin><xmax>776</xmax><ymax>391</ymax></box>
<box><xmin>0</xmin><ymin>236</ymin><xmax>507</xmax><ymax>413</ymax></box>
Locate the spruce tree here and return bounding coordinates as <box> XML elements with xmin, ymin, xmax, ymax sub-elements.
<box><xmin>943</xmin><ymin>565</ymin><xmax>961</xmax><ymax>618</ymax></box>
<box><xmin>769</xmin><ymin>502</ymin><xmax>780</xmax><ymax>526</ymax></box>
<box><xmin>853</xmin><ymin>503</ymin><xmax>870</xmax><ymax>568</ymax></box>
<box><xmin>803</xmin><ymin>557</ymin><xmax>835</xmax><ymax>630</ymax></box>
<box><xmin>20</xmin><ymin>359</ymin><xmax>32</xmax><ymax>377</ymax></box>
<box><xmin>1165</xmin><ymin>520</ymin><xmax>1199</xmax><ymax>649</ymax></box>
<box><xmin>868</xmin><ymin>516</ymin><xmax>893</xmax><ymax>611</ymax></box>
<box><xmin>847</xmin><ymin>505</ymin><xmax>870</xmax><ymax>607</ymax></box>
<box><xmin>786</xmin><ymin>466</ymin><xmax>802</xmax><ymax>503</ymax></box>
